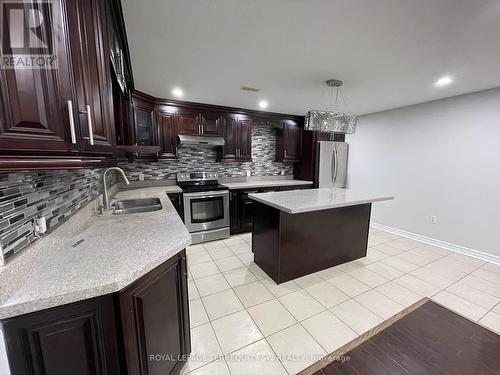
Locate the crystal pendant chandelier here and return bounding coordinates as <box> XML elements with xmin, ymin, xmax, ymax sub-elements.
<box><xmin>305</xmin><ymin>79</ymin><xmax>357</xmax><ymax>134</ymax></box>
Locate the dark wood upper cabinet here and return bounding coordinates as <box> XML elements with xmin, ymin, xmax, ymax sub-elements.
<box><xmin>219</xmin><ymin>115</ymin><xmax>252</xmax><ymax>161</ymax></box>
<box><xmin>0</xmin><ymin>0</ymin><xmax>78</xmax><ymax>155</ymax></box>
<box><xmin>0</xmin><ymin>0</ymin><xmax>118</xmax><ymax>169</ymax></box>
<box><xmin>0</xmin><ymin>295</ymin><xmax>121</xmax><ymax>375</ymax></box>
<box><xmin>119</xmin><ymin>250</ymin><xmax>190</xmax><ymax>375</ymax></box>
<box><xmin>200</xmin><ymin>110</ymin><xmax>222</xmax><ymax>136</ymax></box>
<box><xmin>68</xmin><ymin>0</ymin><xmax>115</xmax><ymax>154</ymax></box>
<box><xmin>157</xmin><ymin>110</ymin><xmax>177</xmax><ymax>159</ymax></box>
<box><xmin>275</xmin><ymin>122</ymin><xmax>302</xmax><ymax>163</ymax></box>
<box><xmin>177</xmin><ymin>109</ymin><xmax>200</xmax><ymax>135</ymax></box>
<box><xmin>132</xmin><ymin>94</ymin><xmax>156</xmax><ymax>146</ymax></box>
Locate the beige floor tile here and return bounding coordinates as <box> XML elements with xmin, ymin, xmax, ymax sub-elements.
<box><xmin>409</xmin><ymin>267</ymin><xmax>455</xmax><ymax>289</ymax></box>
<box><xmin>355</xmin><ymin>256</ymin><xmax>376</xmax><ymax>266</ymax></box>
<box><xmin>223</xmin><ymin>237</ymin><xmax>246</xmax><ymax>247</ymax></box>
<box><xmin>211</xmin><ymin>310</ymin><xmax>263</xmax><ymax>354</ymax></box>
<box><xmin>374</xmin><ymin>230</ymin><xmax>400</xmax><ymax>240</ymax></box>
<box><xmin>187</xmin><ymin>244</ymin><xmax>208</xmax><ymax>255</ymax></box>
<box><xmin>493</xmin><ymin>302</ymin><xmax>500</xmax><ymax>314</ymax></box>
<box><xmin>481</xmin><ymin>262</ymin><xmax>500</xmax><ymax>275</ymax></box>
<box><xmin>233</xmin><ymin>281</ymin><xmax>274</xmax><ymax>307</ymax></box>
<box><xmin>408</xmin><ymin>244</ymin><xmax>450</xmax><ymax>258</ymax></box>
<box><xmin>302</xmin><ymin>310</ymin><xmax>358</xmax><ymax>353</ymax></box>
<box><xmin>336</xmin><ymin>260</ymin><xmax>366</xmax><ymax>273</ymax></box>
<box><xmin>445</xmin><ymin>282</ymin><xmax>499</xmax><ymax>310</ymax></box>
<box><xmin>237</xmin><ymin>253</ymin><xmax>254</xmax><ymax>266</ymax></box>
<box><xmin>365</xmin><ymin>261</ymin><xmax>404</xmax><ymax>280</ymax></box>
<box><xmin>225</xmin><ymin>339</ymin><xmax>287</xmax><ymax>375</ymax></box>
<box><xmin>294</xmin><ymin>273</ymin><xmax>325</xmax><ymax>288</ymax></box>
<box><xmin>368</xmin><ymin>235</ymin><xmax>389</xmax><ymax>246</ymax></box>
<box><xmin>190</xmin><ymin>261</ymin><xmax>221</xmax><ymax>279</ymax></box>
<box><xmin>394</xmin><ymin>251</ymin><xmax>437</xmax><ymax>266</ymax></box>
<box><xmin>380</xmin><ymin>256</ymin><xmax>419</xmax><ymax>273</ymax></box>
<box><xmin>459</xmin><ymin>275</ymin><xmax>500</xmax><ymax>299</ymax></box>
<box><xmin>446</xmin><ymin>252</ymin><xmax>485</xmax><ymax>267</ymax></box>
<box><xmin>354</xmin><ymin>290</ymin><xmax>404</xmax><ymax>319</ymax></box>
<box><xmin>479</xmin><ymin>311</ymin><xmax>500</xmax><ymax>334</ymax></box>
<box><xmin>222</xmin><ymin>267</ymin><xmax>257</xmax><ymax>287</ymax></box>
<box><xmin>229</xmin><ymin>243</ymin><xmax>252</xmax><ymax>255</ymax></box>
<box><xmin>267</xmin><ymin>324</ymin><xmax>326</xmax><ymax>374</ymax></box>
<box><xmin>247</xmin><ymin>263</ymin><xmax>269</xmax><ymax>279</ymax></box>
<box><xmin>316</xmin><ymin>266</ymin><xmax>346</xmax><ymax>281</ymax></box>
<box><xmin>433</xmin><ymin>291</ymin><xmax>488</xmax><ymax>321</ymax></box>
<box><xmin>278</xmin><ymin>290</ymin><xmax>326</xmax><ymax>321</ymax></box>
<box><xmin>247</xmin><ymin>299</ymin><xmax>297</xmax><ymax>336</ymax></box>
<box><xmin>202</xmin><ymin>289</ymin><xmax>244</xmax><ymax>320</ymax></box>
<box><xmin>214</xmin><ymin>256</ymin><xmax>245</xmax><ymax>272</ymax></box>
<box><xmin>376</xmin><ymin>281</ymin><xmax>423</xmax><ymax>307</ymax></box>
<box><xmin>184</xmin><ymin>323</ymin><xmax>223</xmax><ymax>372</ymax></box>
<box><xmin>431</xmin><ymin>256</ymin><xmax>479</xmax><ymax>274</ymax></box>
<box><xmin>371</xmin><ymin>244</ymin><xmax>404</xmax><ymax>256</ymax></box>
<box><xmin>331</xmin><ymin>299</ymin><xmax>383</xmax><ymax>334</ymax></box>
<box><xmin>189</xmin><ymin>299</ymin><xmax>210</xmax><ymax>328</ymax></box>
<box><xmin>421</xmin><ymin>262</ymin><xmax>468</xmax><ymax>282</ymax></box>
<box><xmin>206</xmin><ymin>246</ymin><xmax>235</xmax><ymax>260</ymax></box>
<box><xmin>185</xmin><ymin>360</ymin><xmax>230</xmax><ymax>375</ymax></box>
<box><xmin>188</xmin><ymin>250</ymin><xmax>213</xmax><ymax>266</ymax></box>
<box><xmin>188</xmin><ymin>280</ymin><xmax>200</xmax><ymax>301</ymax></box>
<box><xmin>204</xmin><ymin>240</ymin><xmax>229</xmax><ymax>251</ymax></box>
<box><xmin>471</xmin><ymin>268</ymin><xmax>500</xmax><ymax>286</ymax></box>
<box><xmin>393</xmin><ymin>274</ymin><xmax>441</xmax><ymax>297</ymax></box>
<box><xmin>305</xmin><ymin>281</ymin><xmax>350</xmax><ymax>308</ymax></box>
<box><xmin>386</xmin><ymin>238</ymin><xmax>423</xmax><ymax>251</ymax></box>
<box><xmin>195</xmin><ymin>274</ymin><xmax>231</xmax><ymax>297</ymax></box>
<box><xmin>260</xmin><ymin>277</ymin><xmax>301</xmax><ymax>298</ymax></box>
<box><xmin>348</xmin><ymin>268</ymin><xmax>388</xmax><ymax>288</ymax></box>
<box><xmin>328</xmin><ymin>274</ymin><xmax>371</xmax><ymax>297</ymax></box>
<box><xmin>366</xmin><ymin>248</ymin><xmax>391</xmax><ymax>261</ymax></box>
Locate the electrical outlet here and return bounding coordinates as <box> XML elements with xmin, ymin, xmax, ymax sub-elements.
<box><xmin>281</xmin><ymin>169</ymin><xmax>285</xmax><ymax>176</ymax></box>
<box><xmin>138</xmin><ymin>172</ymin><xmax>145</xmax><ymax>181</ymax></box>
<box><xmin>430</xmin><ymin>215</ymin><xmax>437</xmax><ymax>224</ymax></box>
<box><xmin>246</xmin><ymin>170</ymin><xmax>251</xmax><ymax>177</ymax></box>
<box><xmin>34</xmin><ymin>216</ymin><xmax>47</xmax><ymax>236</ymax></box>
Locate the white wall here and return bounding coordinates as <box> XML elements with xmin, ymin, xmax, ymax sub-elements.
<box><xmin>348</xmin><ymin>88</ymin><xmax>500</xmax><ymax>258</ymax></box>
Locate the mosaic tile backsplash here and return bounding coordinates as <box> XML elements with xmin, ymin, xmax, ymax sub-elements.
<box><xmin>119</xmin><ymin>123</ymin><xmax>294</xmax><ymax>180</ymax></box>
<box><xmin>0</xmin><ymin>169</ymin><xmax>118</xmax><ymax>265</ymax></box>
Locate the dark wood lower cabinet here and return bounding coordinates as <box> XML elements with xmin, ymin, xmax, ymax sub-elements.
<box><xmin>119</xmin><ymin>251</ymin><xmax>190</xmax><ymax>375</ymax></box>
<box><xmin>0</xmin><ymin>250</ymin><xmax>190</xmax><ymax>375</ymax></box>
<box><xmin>0</xmin><ymin>295</ymin><xmax>120</xmax><ymax>375</ymax></box>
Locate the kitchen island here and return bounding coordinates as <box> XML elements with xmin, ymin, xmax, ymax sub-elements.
<box><xmin>249</xmin><ymin>188</ymin><xmax>394</xmax><ymax>283</ymax></box>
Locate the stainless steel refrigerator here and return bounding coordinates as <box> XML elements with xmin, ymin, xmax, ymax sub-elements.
<box><xmin>315</xmin><ymin>141</ymin><xmax>349</xmax><ymax>188</ymax></box>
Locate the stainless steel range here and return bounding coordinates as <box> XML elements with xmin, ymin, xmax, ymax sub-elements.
<box><xmin>177</xmin><ymin>172</ymin><xmax>230</xmax><ymax>244</ymax></box>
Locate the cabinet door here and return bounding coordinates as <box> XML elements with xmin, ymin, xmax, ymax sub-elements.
<box><xmin>220</xmin><ymin>115</ymin><xmax>238</xmax><ymax>160</ymax></box>
<box><xmin>237</xmin><ymin>118</ymin><xmax>252</xmax><ymax>161</ymax></box>
<box><xmin>120</xmin><ymin>251</ymin><xmax>190</xmax><ymax>375</ymax></box>
<box><xmin>230</xmin><ymin>191</ymin><xmax>240</xmax><ymax>233</ymax></box>
<box><xmin>200</xmin><ymin>111</ymin><xmax>221</xmax><ymax>136</ymax></box>
<box><xmin>0</xmin><ymin>0</ymin><xmax>78</xmax><ymax>154</ymax></box>
<box><xmin>67</xmin><ymin>0</ymin><xmax>115</xmax><ymax>154</ymax></box>
<box><xmin>135</xmin><ymin>106</ymin><xmax>155</xmax><ymax>146</ymax></box>
<box><xmin>177</xmin><ymin>109</ymin><xmax>200</xmax><ymax>135</ymax></box>
<box><xmin>283</xmin><ymin>124</ymin><xmax>302</xmax><ymax>162</ymax></box>
<box><xmin>1</xmin><ymin>296</ymin><xmax>120</xmax><ymax>375</ymax></box>
<box><xmin>158</xmin><ymin>111</ymin><xmax>177</xmax><ymax>159</ymax></box>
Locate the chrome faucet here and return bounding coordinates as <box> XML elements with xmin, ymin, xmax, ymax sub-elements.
<box><xmin>102</xmin><ymin>167</ymin><xmax>130</xmax><ymax>210</ymax></box>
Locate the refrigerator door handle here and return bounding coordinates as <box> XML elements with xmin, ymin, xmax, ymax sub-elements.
<box><xmin>333</xmin><ymin>148</ymin><xmax>339</xmax><ymax>183</ymax></box>
<box><xmin>331</xmin><ymin>147</ymin><xmax>335</xmax><ymax>183</ymax></box>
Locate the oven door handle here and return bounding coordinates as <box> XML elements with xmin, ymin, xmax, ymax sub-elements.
<box><xmin>183</xmin><ymin>190</ymin><xmax>229</xmax><ymax>198</ymax></box>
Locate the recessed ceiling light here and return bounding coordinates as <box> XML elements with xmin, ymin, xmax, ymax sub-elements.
<box><xmin>434</xmin><ymin>76</ymin><xmax>454</xmax><ymax>88</ymax></box>
<box><xmin>258</xmin><ymin>100</ymin><xmax>269</xmax><ymax>110</ymax></box>
<box><xmin>171</xmin><ymin>87</ymin><xmax>184</xmax><ymax>98</ymax></box>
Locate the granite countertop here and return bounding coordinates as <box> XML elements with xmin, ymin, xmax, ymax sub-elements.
<box><xmin>249</xmin><ymin>188</ymin><xmax>394</xmax><ymax>214</ymax></box>
<box><xmin>0</xmin><ymin>186</ymin><xmax>190</xmax><ymax>319</ymax></box>
<box><xmin>220</xmin><ymin>178</ymin><xmax>313</xmax><ymax>190</ymax></box>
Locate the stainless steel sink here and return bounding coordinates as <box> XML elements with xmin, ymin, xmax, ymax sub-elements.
<box><xmin>111</xmin><ymin>198</ymin><xmax>162</xmax><ymax>215</ymax></box>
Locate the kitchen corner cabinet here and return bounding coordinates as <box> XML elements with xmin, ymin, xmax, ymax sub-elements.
<box><xmin>220</xmin><ymin>115</ymin><xmax>252</xmax><ymax>162</ymax></box>
<box><xmin>0</xmin><ymin>0</ymin><xmax>116</xmax><ymax>170</ymax></box>
<box><xmin>275</xmin><ymin>122</ymin><xmax>302</xmax><ymax>163</ymax></box>
<box><xmin>0</xmin><ymin>250</ymin><xmax>191</xmax><ymax>375</ymax></box>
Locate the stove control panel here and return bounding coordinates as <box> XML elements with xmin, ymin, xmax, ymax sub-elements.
<box><xmin>177</xmin><ymin>171</ymin><xmax>218</xmax><ymax>182</ymax></box>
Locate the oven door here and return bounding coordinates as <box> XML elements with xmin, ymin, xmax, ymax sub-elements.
<box><xmin>183</xmin><ymin>190</ymin><xmax>229</xmax><ymax>233</ymax></box>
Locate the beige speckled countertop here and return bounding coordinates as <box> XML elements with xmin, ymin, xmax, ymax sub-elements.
<box><xmin>0</xmin><ymin>186</ymin><xmax>190</xmax><ymax>319</ymax></box>
<box><xmin>220</xmin><ymin>178</ymin><xmax>313</xmax><ymax>190</ymax></box>
<box><xmin>249</xmin><ymin>188</ymin><xmax>394</xmax><ymax>214</ymax></box>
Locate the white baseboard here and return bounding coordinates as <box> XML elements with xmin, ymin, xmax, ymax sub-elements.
<box><xmin>370</xmin><ymin>222</ymin><xmax>500</xmax><ymax>265</ymax></box>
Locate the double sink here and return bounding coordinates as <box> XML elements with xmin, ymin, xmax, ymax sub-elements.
<box><xmin>111</xmin><ymin>197</ymin><xmax>162</xmax><ymax>215</ymax></box>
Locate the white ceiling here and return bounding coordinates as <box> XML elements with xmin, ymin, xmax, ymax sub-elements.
<box><xmin>121</xmin><ymin>0</ymin><xmax>500</xmax><ymax>116</ymax></box>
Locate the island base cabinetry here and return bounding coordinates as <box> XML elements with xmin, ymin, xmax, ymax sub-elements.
<box><xmin>0</xmin><ymin>250</ymin><xmax>190</xmax><ymax>375</ymax></box>
<box><xmin>252</xmin><ymin>202</ymin><xmax>371</xmax><ymax>283</ymax></box>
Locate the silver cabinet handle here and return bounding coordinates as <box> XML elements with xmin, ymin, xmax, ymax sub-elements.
<box><xmin>67</xmin><ymin>100</ymin><xmax>76</xmax><ymax>144</ymax></box>
<box><xmin>86</xmin><ymin>105</ymin><xmax>94</xmax><ymax>145</ymax></box>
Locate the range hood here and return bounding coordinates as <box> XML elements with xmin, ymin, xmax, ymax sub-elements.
<box><xmin>177</xmin><ymin>135</ymin><xmax>225</xmax><ymax>146</ymax></box>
